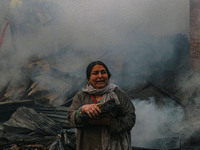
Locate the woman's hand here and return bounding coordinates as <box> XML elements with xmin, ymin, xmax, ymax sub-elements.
<box><xmin>81</xmin><ymin>103</ymin><xmax>102</xmax><ymax>118</ymax></box>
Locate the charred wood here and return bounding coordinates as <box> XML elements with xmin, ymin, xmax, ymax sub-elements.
<box><xmin>147</xmin><ymin>81</ymin><xmax>183</xmax><ymax>107</ymax></box>
<box><xmin>20</xmin><ymin>79</ymin><xmax>35</xmax><ymax>100</ymax></box>
<box><xmin>0</xmin><ymin>82</ymin><xmax>10</xmax><ymax>102</ymax></box>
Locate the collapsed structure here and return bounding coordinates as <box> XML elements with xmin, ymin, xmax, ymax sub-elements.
<box><xmin>0</xmin><ymin>0</ymin><xmax>200</xmax><ymax>150</ymax></box>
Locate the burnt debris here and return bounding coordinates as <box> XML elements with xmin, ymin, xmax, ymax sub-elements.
<box><xmin>0</xmin><ymin>1</ymin><xmax>199</xmax><ymax>149</ymax></box>
<box><xmin>1</xmin><ymin>106</ymin><xmax>76</xmax><ymax>150</ymax></box>
<box><xmin>0</xmin><ymin>56</ymin><xmax>199</xmax><ymax>149</ymax></box>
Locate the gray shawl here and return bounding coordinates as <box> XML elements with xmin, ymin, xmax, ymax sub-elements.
<box><xmin>82</xmin><ymin>82</ymin><xmax>120</xmax><ymax>104</ymax></box>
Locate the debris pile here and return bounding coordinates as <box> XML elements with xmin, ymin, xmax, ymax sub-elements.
<box><xmin>0</xmin><ymin>56</ymin><xmax>81</xmax><ymax>149</ymax></box>
<box><xmin>0</xmin><ymin>1</ymin><xmax>199</xmax><ymax>150</ymax></box>
<box><xmin>0</xmin><ymin>106</ymin><xmax>76</xmax><ymax>150</ymax></box>
<box><xmin>0</xmin><ymin>57</ymin><xmax>200</xmax><ymax>149</ymax></box>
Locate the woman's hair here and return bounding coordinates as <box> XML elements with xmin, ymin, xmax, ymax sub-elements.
<box><xmin>86</xmin><ymin>61</ymin><xmax>111</xmax><ymax>80</ymax></box>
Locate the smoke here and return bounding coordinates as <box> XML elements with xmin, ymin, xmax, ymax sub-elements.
<box><xmin>173</xmin><ymin>71</ymin><xmax>200</xmax><ymax>141</ymax></box>
<box><xmin>131</xmin><ymin>97</ymin><xmax>184</xmax><ymax>148</ymax></box>
<box><xmin>0</xmin><ymin>0</ymin><xmax>189</xmax><ymax>99</ymax></box>
<box><xmin>1</xmin><ymin>0</ymin><xmax>199</xmax><ymax>147</ymax></box>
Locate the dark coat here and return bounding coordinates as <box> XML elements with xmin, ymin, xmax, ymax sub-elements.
<box><xmin>68</xmin><ymin>87</ymin><xmax>136</xmax><ymax>150</ymax></box>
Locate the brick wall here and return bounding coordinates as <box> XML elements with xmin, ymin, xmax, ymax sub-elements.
<box><xmin>190</xmin><ymin>0</ymin><xmax>200</xmax><ymax>70</ymax></box>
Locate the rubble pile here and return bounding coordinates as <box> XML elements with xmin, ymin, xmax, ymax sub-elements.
<box><xmin>0</xmin><ymin>56</ymin><xmax>199</xmax><ymax>149</ymax></box>
<box><xmin>0</xmin><ymin>1</ymin><xmax>199</xmax><ymax>149</ymax></box>
<box><xmin>0</xmin><ymin>106</ymin><xmax>76</xmax><ymax>150</ymax></box>
<box><xmin>0</xmin><ymin>56</ymin><xmax>81</xmax><ymax>149</ymax></box>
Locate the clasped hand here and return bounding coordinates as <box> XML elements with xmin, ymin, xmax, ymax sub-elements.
<box><xmin>81</xmin><ymin>103</ymin><xmax>102</xmax><ymax>118</ymax></box>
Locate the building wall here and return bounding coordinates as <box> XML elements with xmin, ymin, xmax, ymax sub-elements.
<box><xmin>190</xmin><ymin>0</ymin><xmax>200</xmax><ymax>70</ymax></box>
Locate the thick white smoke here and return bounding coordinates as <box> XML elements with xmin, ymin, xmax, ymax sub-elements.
<box><xmin>131</xmin><ymin>98</ymin><xmax>184</xmax><ymax>148</ymax></box>
<box><xmin>0</xmin><ymin>0</ymin><xmax>189</xmax><ymax>88</ymax></box>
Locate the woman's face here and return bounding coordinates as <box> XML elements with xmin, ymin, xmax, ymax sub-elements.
<box><xmin>89</xmin><ymin>65</ymin><xmax>109</xmax><ymax>89</ymax></box>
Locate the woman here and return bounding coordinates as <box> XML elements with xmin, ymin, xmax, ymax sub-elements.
<box><xmin>68</xmin><ymin>61</ymin><xmax>136</xmax><ymax>150</ymax></box>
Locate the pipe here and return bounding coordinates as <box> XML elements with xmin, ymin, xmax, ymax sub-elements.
<box><xmin>0</xmin><ymin>21</ymin><xmax>9</xmax><ymax>51</ymax></box>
